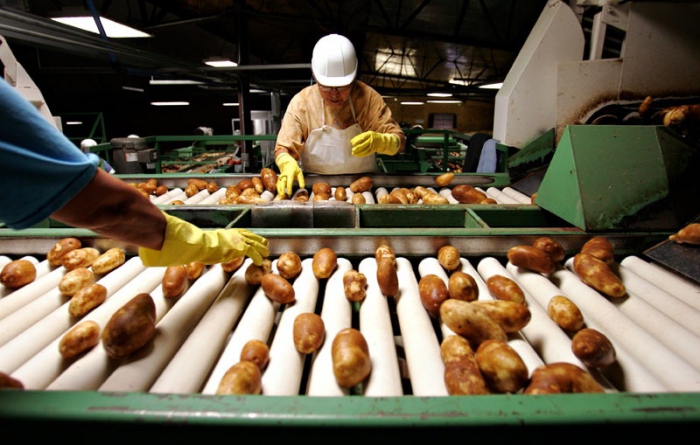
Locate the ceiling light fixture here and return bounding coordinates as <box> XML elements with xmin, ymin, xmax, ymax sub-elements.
<box><xmin>223</xmin><ymin>102</ymin><xmax>239</xmax><ymax>107</ymax></box>
<box><xmin>479</xmin><ymin>82</ymin><xmax>503</xmax><ymax>89</ymax></box>
<box><xmin>149</xmin><ymin>78</ymin><xmax>204</xmax><ymax>85</ymax></box>
<box><xmin>427</xmin><ymin>92</ymin><xmax>452</xmax><ymax>97</ymax></box>
<box><xmin>449</xmin><ymin>79</ymin><xmax>470</xmax><ymax>86</ymax></box>
<box><xmin>151</xmin><ymin>101</ymin><xmax>190</xmax><ymax>106</ymax></box>
<box><xmin>426</xmin><ymin>100</ymin><xmax>462</xmax><ymax>104</ymax></box>
<box><xmin>122</xmin><ymin>86</ymin><xmax>144</xmax><ymax>92</ymax></box>
<box><xmin>204</xmin><ymin>59</ymin><xmax>238</xmax><ymax>68</ymax></box>
<box><xmin>51</xmin><ymin>16</ymin><xmax>152</xmax><ymax>38</ymax></box>
<box><xmin>401</xmin><ymin>101</ymin><xmax>424</xmax><ymax>105</ymax></box>
<box><xmin>65</xmin><ymin>121</ymin><xmax>83</xmax><ymax>125</ymax></box>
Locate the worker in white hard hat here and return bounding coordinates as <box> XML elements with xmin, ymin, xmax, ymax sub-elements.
<box><xmin>273</xmin><ymin>33</ymin><xmax>405</xmax><ymax>198</ymax></box>
<box><xmin>80</xmin><ymin>139</ymin><xmax>116</xmax><ymax>174</ymax></box>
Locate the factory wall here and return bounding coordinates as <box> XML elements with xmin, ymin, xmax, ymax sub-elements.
<box><xmin>384</xmin><ymin>98</ymin><xmax>495</xmax><ymax>135</ymax></box>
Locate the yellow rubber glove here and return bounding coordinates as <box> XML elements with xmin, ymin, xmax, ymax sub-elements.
<box><xmin>351</xmin><ymin>131</ymin><xmax>401</xmax><ymax>157</ymax></box>
<box><xmin>275</xmin><ymin>152</ymin><xmax>305</xmax><ymax>198</ymax></box>
<box><xmin>139</xmin><ymin>212</ymin><xmax>269</xmax><ymax>267</ymax></box>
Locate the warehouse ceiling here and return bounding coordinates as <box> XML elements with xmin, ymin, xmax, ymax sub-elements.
<box><xmin>0</xmin><ymin>0</ymin><xmax>552</xmax><ymax>103</ymax></box>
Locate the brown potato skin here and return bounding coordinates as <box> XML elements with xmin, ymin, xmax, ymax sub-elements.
<box><xmin>440</xmin><ymin>334</ymin><xmax>476</xmax><ymax>365</ymax></box>
<box><xmin>162</xmin><ymin>265</ymin><xmax>188</xmax><ymax>298</ymax></box>
<box><xmin>101</xmin><ymin>293</ymin><xmax>157</xmax><ymax>360</ymax></box>
<box><xmin>421</xmin><ymin>192</ymin><xmax>450</xmax><ymax>205</ymax></box>
<box><xmin>277</xmin><ymin>252</ymin><xmax>303</xmax><ymax>280</ymax></box>
<box><xmin>312</xmin><ymin>247</ymin><xmax>338</xmax><ymax>279</ymax></box>
<box><xmin>669</xmin><ymin>223</ymin><xmax>700</xmax><ymax>245</ymax></box>
<box><xmin>375</xmin><ymin>245</ymin><xmax>396</xmax><ymax>265</ymax></box>
<box><xmin>47</xmin><ymin>237</ymin><xmax>82</xmax><ymax>266</ymax></box>
<box><xmin>62</xmin><ymin>247</ymin><xmax>100</xmax><ymax>271</ymax></box>
<box><xmin>532</xmin><ymin>237</ymin><xmax>565</xmax><ymax>262</ymax></box>
<box><xmin>581</xmin><ymin>236</ymin><xmax>615</xmax><ymax>264</ymax></box>
<box><xmin>59</xmin><ymin>320</ymin><xmax>101</xmax><ymax>359</ymax></box>
<box><xmin>251</xmin><ymin>176</ymin><xmax>264</xmax><ymax>195</ymax></box>
<box><xmin>524</xmin><ymin>362</ymin><xmax>605</xmax><ymax>394</ymax></box>
<box><xmin>334</xmin><ymin>186</ymin><xmax>347</xmax><ymax>201</ymax></box>
<box><xmin>571</xmin><ymin>328</ymin><xmax>616</xmax><ymax>368</ymax></box>
<box><xmin>185</xmin><ymin>261</ymin><xmax>206</xmax><ymax>280</ymax></box>
<box><xmin>573</xmin><ymin>252</ymin><xmax>626</xmax><ymax>298</ymax></box>
<box><xmin>0</xmin><ymin>371</ymin><xmax>23</xmax><ymax>389</ymax></box>
<box><xmin>486</xmin><ymin>274</ymin><xmax>526</xmax><ymax>304</ymax></box>
<box><xmin>245</xmin><ymin>258</ymin><xmax>272</xmax><ymax>285</ymax></box>
<box><xmin>547</xmin><ymin>295</ymin><xmax>584</xmax><ymax>332</ymax></box>
<box><xmin>475</xmin><ymin>339</ymin><xmax>528</xmax><ymax>393</ymax></box>
<box><xmin>472</xmin><ymin>300</ymin><xmax>531</xmax><ymax>333</ymax></box>
<box><xmin>448</xmin><ymin>271</ymin><xmax>479</xmax><ymax>302</ymax></box>
<box><xmin>418</xmin><ymin>274</ymin><xmax>449</xmax><ymax>318</ymax></box>
<box><xmin>440</xmin><ymin>335</ymin><xmax>488</xmax><ymax>395</ymax></box>
<box><xmin>58</xmin><ymin>267</ymin><xmax>95</xmax><ymax>297</ymax></box>
<box><xmin>312</xmin><ymin>182</ymin><xmax>332</xmax><ymax>196</ymax></box>
<box><xmin>69</xmin><ymin>283</ymin><xmax>108</xmax><ymax>317</ymax></box>
<box><xmin>240</xmin><ymin>339</ymin><xmax>270</xmax><ymax>371</ymax></box>
<box><xmin>221</xmin><ymin>256</ymin><xmax>245</xmax><ymax>273</ymax></box>
<box><xmin>293</xmin><ymin>313</ymin><xmax>326</xmax><ymax>354</ymax></box>
<box><xmin>349</xmin><ymin>176</ymin><xmax>373</xmax><ymax>193</ymax></box>
<box><xmin>331</xmin><ymin>328</ymin><xmax>371</xmax><ymax>388</ymax></box>
<box><xmin>350</xmin><ymin>192</ymin><xmax>366</xmax><ymax>204</ymax></box>
<box><xmin>216</xmin><ymin>361</ymin><xmax>262</xmax><ymax>395</ymax></box>
<box><xmin>261</xmin><ymin>273</ymin><xmax>295</xmax><ymax>304</ymax></box>
<box><xmin>507</xmin><ymin>245</ymin><xmax>556</xmax><ymax>274</ymax></box>
<box><xmin>435</xmin><ymin>172</ymin><xmax>455</xmax><ymax>187</ymax></box>
<box><xmin>437</xmin><ymin>245</ymin><xmax>461</xmax><ymax>271</ymax></box>
<box><xmin>439</xmin><ymin>299</ymin><xmax>507</xmax><ymax>346</ymax></box>
<box><xmin>376</xmin><ymin>259</ymin><xmax>399</xmax><ymax>298</ymax></box>
<box><xmin>378</xmin><ymin>193</ymin><xmax>402</xmax><ymax>205</ymax></box>
<box><xmin>260</xmin><ymin>168</ymin><xmax>278</xmax><ymax>192</ymax></box>
<box><xmin>91</xmin><ymin>247</ymin><xmax>125</xmax><ymax>275</ymax></box>
<box><xmin>451</xmin><ymin>184</ymin><xmax>488</xmax><ymax>204</ymax></box>
<box><xmin>343</xmin><ymin>270</ymin><xmax>367</xmax><ymax>302</ymax></box>
<box><xmin>0</xmin><ymin>259</ymin><xmax>37</xmax><ymax>289</ymax></box>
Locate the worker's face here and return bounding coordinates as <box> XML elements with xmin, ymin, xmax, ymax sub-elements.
<box><xmin>318</xmin><ymin>82</ymin><xmax>353</xmax><ymax>107</ymax></box>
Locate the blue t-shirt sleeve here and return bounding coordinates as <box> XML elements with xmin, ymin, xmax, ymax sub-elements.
<box><xmin>0</xmin><ymin>79</ymin><xmax>99</xmax><ymax>229</ymax></box>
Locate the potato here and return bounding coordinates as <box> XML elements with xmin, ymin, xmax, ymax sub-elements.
<box><xmin>547</xmin><ymin>295</ymin><xmax>584</xmax><ymax>332</ymax></box>
<box><xmin>236</xmin><ymin>178</ymin><xmax>254</xmax><ymax>191</ymax></box>
<box><xmin>451</xmin><ymin>184</ymin><xmax>488</xmax><ymax>204</ymax></box>
<box><xmin>376</xmin><ymin>258</ymin><xmax>399</xmax><ymax>298</ymax></box>
<box><xmin>378</xmin><ymin>193</ymin><xmax>402</xmax><ymax>205</ymax></box>
<box><xmin>435</xmin><ymin>172</ymin><xmax>455</xmax><ymax>187</ymax></box>
<box><xmin>486</xmin><ymin>274</ymin><xmax>526</xmax><ymax>305</ymax></box>
<box><xmin>351</xmin><ymin>192</ymin><xmax>366</xmax><ymax>204</ymax></box>
<box><xmin>251</xmin><ymin>176</ymin><xmax>264</xmax><ymax>194</ymax></box>
<box><xmin>334</xmin><ymin>186</ymin><xmax>347</xmax><ymax>202</ymax></box>
<box><xmin>221</xmin><ymin>256</ymin><xmax>246</xmax><ymax>273</ymax></box>
<box><xmin>581</xmin><ymin>236</ymin><xmax>614</xmax><ymax>264</ymax></box>
<box><xmin>440</xmin><ymin>335</ymin><xmax>488</xmax><ymax>395</ymax></box>
<box><xmin>225</xmin><ymin>184</ymin><xmax>242</xmax><ymax>199</ymax></box>
<box><xmin>571</xmin><ymin>328</ymin><xmax>616</xmax><ymax>368</ymax></box>
<box><xmin>260</xmin><ymin>168</ymin><xmax>278</xmax><ymax>193</ymax></box>
<box><xmin>475</xmin><ymin>339</ymin><xmax>528</xmax><ymax>393</ymax></box>
<box><xmin>0</xmin><ymin>371</ymin><xmax>23</xmax><ymax>389</ymax></box>
<box><xmin>91</xmin><ymin>247</ymin><xmax>125</xmax><ymax>275</ymax></box>
<box><xmin>375</xmin><ymin>244</ymin><xmax>396</xmax><ymax>265</ymax></box>
<box><xmin>506</xmin><ymin>245</ymin><xmax>556</xmax><ymax>274</ymax></box>
<box><xmin>418</xmin><ymin>274</ymin><xmax>449</xmax><ymax>318</ymax></box>
<box><xmin>420</xmin><ymin>192</ymin><xmax>450</xmax><ymax>205</ymax></box>
<box><xmin>312</xmin><ymin>247</ymin><xmax>338</xmax><ymax>279</ymax></box>
<box><xmin>389</xmin><ymin>188</ymin><xmax>408</xmax><ymax>204</ymax></box>
<box><xmin>58</xmin><ymin>267</ymin><xmax>95</xmax><ymax>297</ymax></box>
<box><xmin>261</xmin><ymin>273</ymin><xmax>295</xmax><ymax>304</ymax></box>
<box><xmin>47</xmin><ymin>237</ymin><xmax>82</xmax><ymax>266</ymax></box>
<box><xmin>69</xmin><ymin>283</ymin><xmax>107</xmax><ymax>317</ymax></box>
<box><xmin>292</xmin><ymin>188</ymin><xmax>309</xmax><ymax>202</ymax></box>
<box><xmin>293</xmin><ymin>313</ymin><xmax>326</xmax><ymax>354</ymax></box>
<box><xmin>0</xmin><ymin>259</ymin><xmax>37</xmax><ymax>289</ymax></box>
<box><xmin>669</xmin><ymin>222</ymin><xmax>700</xmax><ymax>245</ymax></box>
<box><xmin>162</xmin><ymin>265</ymin><xmax>188</xmax><ymax>298</ymax></box>
<box><xmin>312</xmin><ymin>182</ymin><xmax>332</xmax><ymax>196</ymax></box>
<box><xmin>245</xmin><ymin>258</ymin><xmax>272</xmax><ymax>285</ymax></box>
<box><xmin>185</xmin><ymin>182</ymin><xmax>199</xmax><ymax>197</ymax></box>
<box><xmin>62</xmin><ymin>247</ymin><xmax>100</xmax><ymax>271</ymax></box>
<box><xmin>240</xmin><ymin>339</ymin><xmax>270</xmax><ymax>371</ymax></box>
<box><xmin>206</xmin><ymin>182</ymin><xmax>220</xmax><ymax>194</ymax></box>
<box><xmin>277</xmin><ymin>251</ymin><xmax>303</xmax><ymax>280</ymax></box>
<box><xmin>532</xmin><ymin>237</ymin><xmax>565</xmax><ymax>262</ymax></box>
<box><xmin>101</xmin><ymin>293</ymin><xmax>157</xmax><ymax>360</ymax></box>
<box><xmin>349</xmin><ymin>176</ymin><xmax>373</xmax><ymax>193</ymax></box>
<box><xmin>187</xmin><ymin>178</ymin><xmax>208</xmax><ymax>190</ymax></box>
<box><xmin>437</xmin><ymin>245</ymin><xmax>460</xmax><ymax>271</ymax></box>
<box><xmin>524</xmin><ymin>362</ymin><xmax>605</xmax><ymax>394</ymax></box>
<box><xmin>448</xmin><ymin>271</ymin><xmax>479</xmax><ymax>302</ymax></box>
<box><xmin>573</xmin><ymin>252</ymin><xmax>626</xmax><ymax>298</ymax></box>
<box><xmin>472</xmin><ymin>300</ymin><xmax>531</xmax><ymax>333</ymax></box>
<box><xmin>59</xmin><ymin>320</ymin><xmax>101</xmax><ymax>359</ymax></box>
<box><xmin>185</xmin><ymin>261</ymin><xmax>206</xmax><ymax>280</ymax></box>
<box><xmin>439</xmin><ymin>299</ymin><xmax>507</xmax><ymax>346</ymax></box>
<box><xmin>313</xmin><ymin>193</ymin><xmax>330</xmax><ymax>202</ymax></box>
<box><xmin>155</xmin><ymin>185</ymin><xmax>168</xmax><ymax>196</ymax></box>
<box><xmin>331</xmin><ymin>328</ymin><xmax>371</xmax><ymax>388</ymax></box>
<box><xmin>216</xmin><ymin>361</ymin><xmax>262</xmax><ymax>395</ymax></box>
<box><xmin>343</xmin><ymin>269</ymin><xmax>367</xmax><ymax>302</ymax></box>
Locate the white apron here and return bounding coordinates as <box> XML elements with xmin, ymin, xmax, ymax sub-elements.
<box><xmin>300</xmin><ymin>97</ymin><xmax>377</xmax><ymax>174</ymax></box>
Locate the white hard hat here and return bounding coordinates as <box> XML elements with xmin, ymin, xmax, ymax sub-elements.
<box><xmin>311</xmin><ymin>34</ymin><xmax>357</xmax><ymax>87</ymax></box>
<box><xmin>80</xmin><ymin>139</ymin><xmax>97</xmax><ymax>153</ymax></box>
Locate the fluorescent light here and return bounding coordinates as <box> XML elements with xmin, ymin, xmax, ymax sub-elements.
<box><xmin>249</xmin><ymin>89</ymin><xmax>267</xmax><ymax>93</ymax></box>
<box><xmin>65</xmin><ymin>121</ymin><xmax>83</xmax><ymax>125</ymax></box>
<box><xmin>427</xmin><ymin>100</ymin><xmax>462</xmax><ymax>104</ymax></box>
<box><xmin>51</xmin><ymin>16</ymin><xmax>152</xmax><ymax>38</ymax></box>
<box><xmin>223</xmin><ymin>102</ymin><xmax>239</xmax><ymax>107</ymax></box>
<box><xmin>149</xmin><ymin>78</ymin><xmax>204</xmax><ymax>85</ymax></box>
<box><xmin>479</xmin><ymin>82</ymin><xmax>503</xmax><ymax>89</ymax></box>
<box><xmin>401</xmin><ymin>101</ymin><xmax>424</xmax><ymax>105</ymax></box>
<box><xmin>205</xmin><ymin>59</ymin><xmax>238</xmax><ymax>68</ymax></box>
<box><xmin>151</xmin><ymin>101</ymin><xmax>190</xmax><ymax>106</ymax></box>
<box><xmin>122</xmin><ymin>86</ymin><xmax>144</xmax><ymax>92</ymax></box>
<box><xmin>449</xmin><ymin>79</ymin><xmax>470</xmax><ymax>86</ymax></box>
<box><xmin>427</xmin><ymin>92</ymin><xmax>452</xmax><ymax>97</ymax></box>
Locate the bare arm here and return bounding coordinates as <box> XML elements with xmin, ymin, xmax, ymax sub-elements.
<box><xmin>51</xmin><ymin>169</ymin><xmax>166</xmax><ymax>250</ymax></box>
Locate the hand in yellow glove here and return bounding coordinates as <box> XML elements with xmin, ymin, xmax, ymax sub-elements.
<box><xmin>351</xmin><ymin>131</ymin><xmax>401</xmax><ymax>157</ymax></box>
<box><xmin>139</xmin><ymin>212</ymin><xmax>269</xmax><ymax>267</ymax></box>
<box><xmin>275</xmin><ymin>152</ymin><xmax>305</xmax><ymax>198</ymax></box>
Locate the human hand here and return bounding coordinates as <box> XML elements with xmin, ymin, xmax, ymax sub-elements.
<box><xmin>351</xmin><ymin>131</ymin><xmax>400</xmax><ymax>157</ymax></box>
<box><xmin>275</xmin><ymin>153</ymin><xmax>305</xmax><ymax>198</ymax></box>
